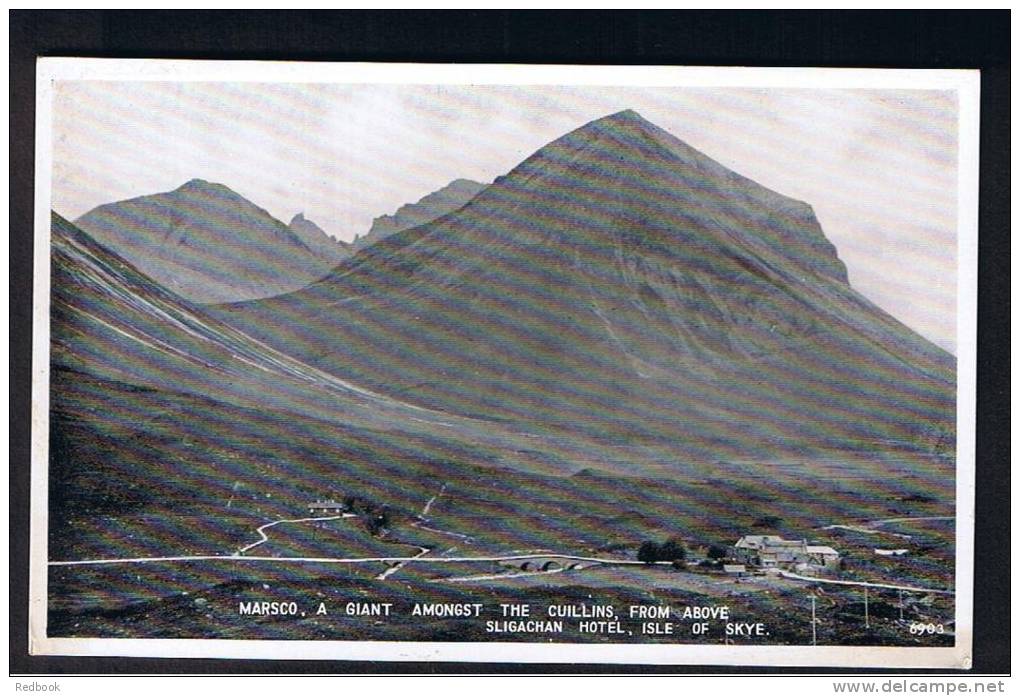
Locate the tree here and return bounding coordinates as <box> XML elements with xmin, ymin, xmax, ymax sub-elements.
<box><xmin>707</xmin><ymin>545</ymin><xmax>728</xmax><ymax>561</ymax></box>
<box><xmin>343</xmin><ymin>495</ymin><xmax>366</xmax><ymax>514</ymax></box>
<box><xmin>658</xmin><ymin>538</ymin><xmax>686</xmax><ymax>562</ymax></box>
<box><xmin>637</xmin><ymin>541</ymin><xmax>660</xmax><ymax>564</ymax></box>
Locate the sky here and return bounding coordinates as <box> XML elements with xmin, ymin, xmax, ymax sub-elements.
<box><xmin>51</xmin><ymin>82</ymin><xmax>958</xmax><ymax>353</ymax></box>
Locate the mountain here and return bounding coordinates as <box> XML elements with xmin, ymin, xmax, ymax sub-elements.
<box><xmin>214</xmin><ymin>110</ymin><xmax>955</xmax><ymax>458</ymax></box>
<box><xmin>73</xmin><ymin>179</ymin><xmax>338</xmax><ymax>304</ymax></box>
<box><xmin>288</xmin><ymin>212</ymin><xmax>351</xmax><ymax>265</ymax></box>
<box><xmin>353</xmin><ymin>178</ymin><xmax>486</xmax><ymax>251</ymax></box>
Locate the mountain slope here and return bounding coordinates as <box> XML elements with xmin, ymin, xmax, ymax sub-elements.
<box><xmin>353</xmin><ymin>178</ymin><xmax>486</xmax><ymax>252</ymax></box>
<box><xmin>51</xmin><ymin>211</ymin><xmax>466</xmax><ymax>432</ymax></box>
<box><xmin>73</xmin><ymin>180</ymin><xmax>338</xmax><ymax>304</ymax></box>
<box><xmin>214</xmin><ymin>110</ymin><xmax>955</xmax><ymax>459</ymax></box>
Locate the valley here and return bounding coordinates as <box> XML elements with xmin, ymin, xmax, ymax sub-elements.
<box><xmin>47</xmin><ymin>366</ymin><xmax>955</xmax><ymax>645</ymax></box>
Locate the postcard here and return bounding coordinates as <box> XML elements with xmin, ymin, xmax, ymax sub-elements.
<box><xmin>29</xmin><ymin>59</ymin><xmax>978</xmax><ymax>668</ymax></box>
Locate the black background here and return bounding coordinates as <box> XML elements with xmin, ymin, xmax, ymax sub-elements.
<box><xmin>9</xmin><ymin>10</ymin><xmax>1010</xmax><ymax>676</ymax></box>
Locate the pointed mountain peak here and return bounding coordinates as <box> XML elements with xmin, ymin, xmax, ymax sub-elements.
<box><xmin>480</xmin><ymin>110</ymin><xmax>849</xmax><ymax>284</ymax></box>
<box><xmin>171</xmin><ymin>178</ymin><xmax>245</xmax><ymax>202</ymax></box>
<box><xmin>72</xmin><ymin>180</ymin><xmax>337</xmax><ymax>303</ymax></box>
<box><xmin>600</xmin><ymin>108</ymin><xmax>646</xmax><ymax>123</ymax></box>
<box><xmin>493</xmin><ymin>109</ymin><xmax>696</xmax><ymax>192</ymax></box>
<box><xmin>573</xmin><ymin>109</ymin><xmax>658</xmax><ymax>138</ymax></box>
<box><xmin>177</xmin><ymin>178</ymin><xmax>220</xmax><ymax>192</ymax></box>
<box><xmin>288</xmin><ymin>211</ymin><xmax>351</xmax><ymax>259</ymax></box>
<box><xmin>289</xmin><ymin>211</ymin><xmax>328</xmax><ymax>235</ymax></box>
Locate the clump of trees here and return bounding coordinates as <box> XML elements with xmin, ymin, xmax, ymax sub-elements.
<box><xmin>341</xmin><ymin>495</ymin><xmax>390</xmax><ymax>536</ymax></box>
<box><xmin>342</xmin><ymin>495</ymin><xmax>372</xmax><ymax>514</ymax></box>
<box><xmin>366</xmin><ymin>509</ymin><xmax>390</xmax><ymax>536</ymax></box>
<box><xmin>637</xmin><ymin>537</ymin><xmax>686</xmax><ymax>565</ymax></box>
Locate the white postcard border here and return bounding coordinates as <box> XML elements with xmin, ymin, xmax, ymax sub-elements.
<box><xmin>29</xmin><ymin>59</ymin><xmax>980</xmax><ymax>669</ymax></box>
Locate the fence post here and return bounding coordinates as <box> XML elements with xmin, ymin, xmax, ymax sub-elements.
<box><xmin>864</xmin><ymin>586</ymin><xmax>870</xmax><ymax>629</ymax></box>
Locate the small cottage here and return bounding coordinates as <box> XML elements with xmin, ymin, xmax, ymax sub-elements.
<box><xmin>308</xmin><ymin>500</ymin><xmax>345</xmax><ymax>514</ymax></box>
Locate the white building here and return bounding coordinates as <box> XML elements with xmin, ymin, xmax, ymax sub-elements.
<box><xmin>733</xmin><ymin>535</ymin><xmax>839</xmax><ymax>569</ymax></box>
<box><xmin>308</xmin><ymin>500</ymin><xmax>344</xmax><ymax>514</ymax></box>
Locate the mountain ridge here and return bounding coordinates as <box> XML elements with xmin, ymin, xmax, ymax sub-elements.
<box><xmin>353</xmin><ymin>178</ymin><xmax>487</xmax><ymax>252</ymax></box>
<box><xmin>74</xmin><ymin>179</ymin><xmax>339</xmax><ymax>304</ymax></box>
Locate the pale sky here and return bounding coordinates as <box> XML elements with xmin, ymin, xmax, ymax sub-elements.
<box><xmin>51</xmin><ymin>82</ymin><xmax>958</xmax><ymax>353</ymax></box>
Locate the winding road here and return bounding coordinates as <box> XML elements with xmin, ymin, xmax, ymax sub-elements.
<box><xmin>376</xmin><ymin>546</ymin><xmax>431</xmax><ymax>580</ymax></box>
<box><xmin>820</xmin><ymin>515</ymin><xmax>954</xmax><ymax>540</ymax></box>
<box><xmin>236</xmin><ymin>514</ymin><xmax>357</xmax><ymax>554</ymax></box>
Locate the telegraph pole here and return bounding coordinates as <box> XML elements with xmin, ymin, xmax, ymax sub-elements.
<box><xmin>811</xmin><ymin>594</ymin><xmax>817</xmax><ymax>646</ymax></box>
<box><xmin>899</xmin><ymin>589</ymin><xmax>904</xmax><ymax>621</ymax></box>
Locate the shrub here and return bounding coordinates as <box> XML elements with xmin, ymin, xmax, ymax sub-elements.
<box><xmin>752</xmin><ymin>515</ymin><xmax>783</xmax><ymax>529</ymax></box>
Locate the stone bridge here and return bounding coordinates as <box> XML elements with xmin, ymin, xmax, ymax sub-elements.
<box><xmin>498</xmin><ymin>556</ymin><xmax>593</xmax><ymax>572</ymax></box>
